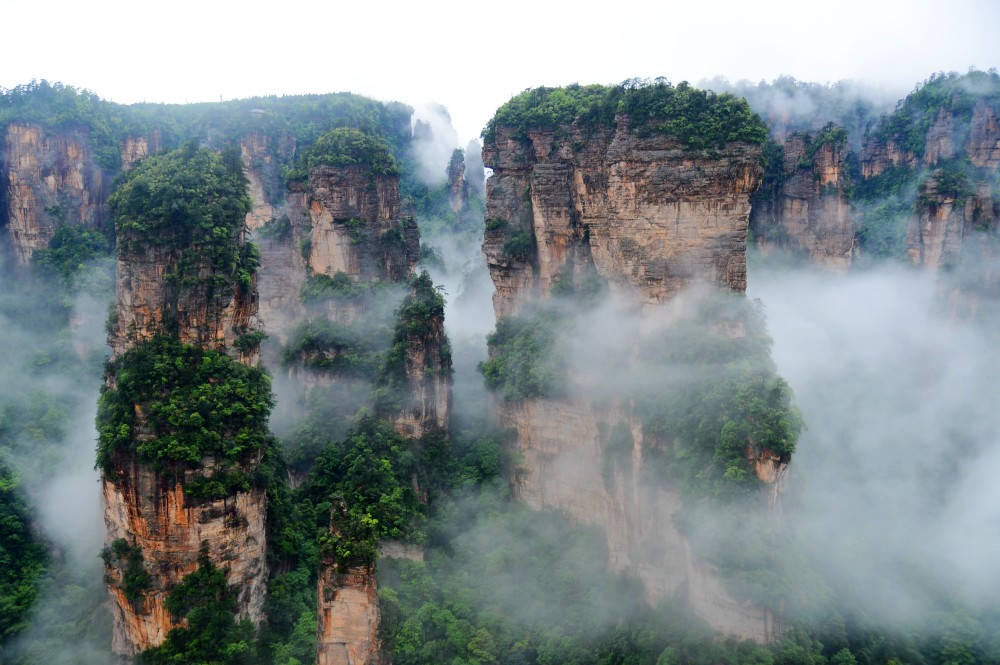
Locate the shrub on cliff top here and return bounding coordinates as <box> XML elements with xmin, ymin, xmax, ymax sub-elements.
<box><xmin>284</xmin><ymin>127</ymin><xmax>401</xmax><ymax>181</ymax></box>
<box><xmin>867</xmin><ymin>70</ymin><xmax>1000</xmax><ymax>160</ymax></box>
<box><xmin>482</xmin><ymin>79</ymin><xmax>768</xmax><ymax>150</ymax></box>
<box><xmin>109</xmin><ymin>143</ymin><xmax>253</xmax><ymax>283</ymax></box>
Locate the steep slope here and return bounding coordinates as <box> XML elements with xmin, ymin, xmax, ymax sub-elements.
<box><xmin>750</xmin><ymin>126</ymin><xmax>855</xmax><ymax>268</ymax></box>
<box><xmin>748</xmin><ymin>71</ymin><xmax>1000</xmax><ymax>282</ymax></box>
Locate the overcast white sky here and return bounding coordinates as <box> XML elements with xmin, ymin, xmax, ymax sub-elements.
<box><xmin>3</xmin><ymin>0</ymin><xmax>999</xmax><ymax>142</ymax></box>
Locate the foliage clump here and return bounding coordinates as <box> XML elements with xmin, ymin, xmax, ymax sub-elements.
<box><xmin>635</xmin><ymin>293</ymin><xmax>802</xmax><ymax>499</ymax></box>
<box><xmin>138</xmin><ymin>554</ymin><xmax>255</xmax><ymax>665</ymax></box>
<box><xmin>31</xmin><ymin>223</ymin><xmax>113</xmax><ymax>294</ymax></box>
<box><xmin>374</xmin><ymin>271</ymin><xmax>451</xmax><ymax>413</ymax></box>
<box><xmin>478</xmin><ymin>303</ymin><xmax>568</xmax><ymax>401</ymax></box>
<box><xmin>0</xmin><ymin>465</ymin><xmax>48</xmax><ymax>643</ymax></box>
<box><xmin>483</xmin><ymin>79</ymin><xmax>769</xmax><ymax>150</ymax></box>
<box><xmin>868</xmin><ymin>70</ymin><xmax>1000</xmax><ymax>159</ymax></box>
<box><xmin>101</xmin><ymin>538</ymin><xmax>152</xmax><ymax>609</ymax></box>
<box><xmin>96</xmin><ymin>336</ymin><xmax>274</xmax><ymax>489</ymax></box>
<box><xmin>284</xmin><ymin>127</ymin><xmax>400</xmax><ymax>181</ymax></box>
<box><xmin>108</xmin><ymin>143</ymin><xmax>254</xmax><ymax>282</ymax></box>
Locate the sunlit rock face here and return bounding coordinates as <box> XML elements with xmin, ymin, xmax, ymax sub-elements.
<box><xmin>482</xmin><ymin>114</ymin><xmax>786</xmax><ymax>643</ymax></box>
<box><xmin>482</xmin><ymin>120</ymin><xmax>762</xmax><ymax>318</ymax></box>
<box><xmin>750</xmin><ymin>133</ymin><xmax>855</xmax><ymax>269</ymax></box>
<box><xmin>1</xmin><ymin>122</ymin><xmax>107</xmax><ymax>266</ymax></box>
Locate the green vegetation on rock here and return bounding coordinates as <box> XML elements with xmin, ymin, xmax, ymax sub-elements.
<box><xmin>869</xmin><ymin>70</ymin><xmax>1000</xmax><ymax>159</ymax></box>
<box><xmin>283</xmin><ymin>127</ymin><xmax>400</xmax><ymax>181</ymax></box>
<box><xmin>479</xmin><ymin>302</ymin><xmax>569</xmax><ymax>401</ymax></box>
<box><xmin>483</xmin><ymin>79</ymin><xmax>768</xmax><ymax>150</ymax></box>
<box><xmin>109</xmin><ymin>144</ymin><xmax>254</xmax><ymax>281</ymax></box>
<box><xmin>636</xmin><ymin>293</ymin><xmax>802</xmax><ymax>499</ymax></box>
<box><xmin>138</xmin><ymin>554</ymin><xmax>255</xmax><ymax>665</ymax></box>
<box><xmin>96</xmin><ymin>336</ymin><xmax>274</xmax><ymax>492</ymax></box>
<box><xmin>0</xmin><ymin>464</ymin><xmax>48</xmax><ymax>643</ymax></box>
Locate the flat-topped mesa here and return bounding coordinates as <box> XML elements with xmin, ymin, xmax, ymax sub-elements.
<box><xmin>100</xmin><ymin>145</ymin><xmax>270</xmax><ymax>658</ymax></box>
<box><xmin>285</xmin><ymin>127</ymin><xmax>418</xmax><ymax>287</ymax></box>
<box><xmin>1</xmin><ymin>122</ymin><xmax>108</xmax><ymax>267</ymax></box>
<box><xmin>482</xmin><ymin>84</ymin><xmax>765</xmax><ymax>318</ymax></box>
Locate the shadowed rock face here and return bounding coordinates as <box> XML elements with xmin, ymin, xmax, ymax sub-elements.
<box><xmin>751</xmin><ymin>134</ymin><xmax>855</xmax><ymax>269</ymax></box>
<box><xmin>482</xmin><ymin>116</ymin><xmax>789</xmax><ymax>642</ymax></box>
<box><xmin>317</xmin><ymin>557</ymin><xmax>380</xmax><ymax>665</ymax></box>
<box><xmin>482</xmin><ymin>120</ymin><xmax>763</xmax><ymax>318</ymax></box>
<box><xmin>1</xmin><ymin>123</ymin><xmax>107</xmax><ymax>267</ymax></box>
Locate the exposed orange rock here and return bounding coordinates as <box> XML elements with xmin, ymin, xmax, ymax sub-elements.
<box><xmin>103</xmin><ymin>466</ymin><xmax>267</xmax><ymax>655</ymax></box>
<box><xmin>317</xmin><ymin>563</ymin><xmax>380</xmax><ymax>665</ymax></box>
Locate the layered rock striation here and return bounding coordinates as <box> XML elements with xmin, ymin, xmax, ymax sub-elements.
<box><xmin>750</xmin><ymin>131</ymin><xmax>855</xmax><ymax>269</ymax></box>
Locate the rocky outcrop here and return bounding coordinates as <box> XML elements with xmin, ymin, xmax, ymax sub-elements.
<box><xmin>382</xmin><ymin>278</ymin><xmax>452</xmax><ymax>440</ymax></box>
<box><xmin>751</xmin><ymin>134</ymin><xmax>855</xmax><ymax>269</ymax></box>
<box><xmin>483</xmin><ymin>121</ymin><xmax>762</xmax><ymax>317</ymax></box>
<box><xmin>1</xmin><ymin>123</ymin><xmax>107</xmax><ymax>266</ymax></box>
<box><xmin>500</xmin><ymin>396</ymin><xmax>778</xmax><ymax>643</ymax></box>
<box><xmin>968</xmin><ymin>101</ymin><xmax>1000</xmax><ymax>168</ymax></box>
<box><xmin>447</xmin><ymin>149</ymin><xmax>466</xmax><ymax>213</ymax></box>
<box><xmin>107</xmin><ymin>241</ymin><xmax>258</xmax><ymax>360</ymax></box>
<box><xmin>120</xmin><ymin>131</ymin><xmax>163</xmax><ymax>171</ymax></box>
<box><xmin>906</xmin><ymin>174</ymin><xmax>972</xmax><ymax>270</ymax></box>
<box><xmin>317</xmin><ymin>562</ymin><xmax>380</xmax><ymax>665</ymax></box>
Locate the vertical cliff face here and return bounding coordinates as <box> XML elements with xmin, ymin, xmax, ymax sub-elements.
<box><xmin>318</xmin><ymin>506</ymin><xmax>381</xmax><ymax>665</ymax></box>
<box><xmin>239</xmin><ymin>133</ymin><xmax>307</xmax><ymax>347</ymax></box>
<box><xmin>481</xmin><ymin>86</ymin><xmax>790</xmax><ymax>643</ymax></box>
<box><xmin>750</xmin><ymin>132</ymin><xmax>855</xmax><ymax>269</ymax></box>
<box><xmin>107</xmin><ymin>240</ymin><xmax>258</xmax><ymax>359</ymax></box>
<box><xmin>103</xmin><ymin>473</ymin><xmax>267</xmax><ymax>654</ymax></box>
<box><xmin>483</xmin><ymin>121</ymin><xmax>762</xmax><ymax>317</ymax></box>
<box><xmin>100</xmin><ymin>147</ymin><xmax>268</xmax><ymax>657</ymax></box>
<box><xmin>1</xmin><ymin>122</ymin><xmax>107</xmax><ymax>267</ymax></box>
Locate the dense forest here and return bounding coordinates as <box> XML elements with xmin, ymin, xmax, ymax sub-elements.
<box><xmin>0</xmin><ymin>73</ymin><xmax>999</xmax><ymax>665</ymax></box>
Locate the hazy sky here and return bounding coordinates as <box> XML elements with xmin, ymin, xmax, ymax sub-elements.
<box><xmin>3</xmin><ymin>0</ymin><xmax>999</xmax><ymax>142</ymax></box>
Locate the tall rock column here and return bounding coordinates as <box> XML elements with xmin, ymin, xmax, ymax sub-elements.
<box><xmin>99</xmin><ymin>145</ymin><xmax>269</xmax><ymax>657</ymax></box>
<box><xmin>480</xmin><ymin>84</ymin><xmax>802</xmax><ymax>643</ymax></box>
